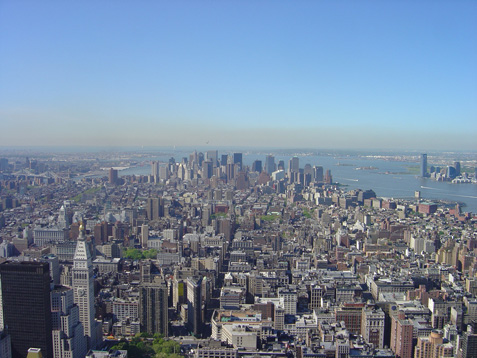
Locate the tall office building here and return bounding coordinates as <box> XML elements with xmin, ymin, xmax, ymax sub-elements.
<box><xmin>141</xmin><ymin>224</ymin><xmax>149</xmax><ymax>248</ymax></box>
<box><xmin>252</xmin><ymin>160</ymin><xmax>262</xmax><ymax>173</ymax></box>
<box><xmin>226</xmin><ymin>163</ymin><xmax>236</xmax><ymax>183</ymax></box>
<box><xmin>420</xmin><ymin>154</ymin><xmax>428</xmax><ymax>177</ymax></box>
<box><xmin>265</xmin><ymin>155</ymin><xmax>276</xmax><ymax>175</ymax></box>
<box><xmin>288</xmin><ymin>157</ymin><xmax>300</xmax><ymax>183</ymax></box>
<box><xmin>0</xmin><ymin>158</ymin><xmax>8</xmax><ymax>171</ymax></box>
<box><xmin>139</xmin><ymin>278</ymin><xmax>169</xmax><ymax>337</ymax></box>
<box><xmin>206</xmin><ymin>150</ymin><xmax>218</xmax><ymax>167</ymax></box>
<box><xmin>109</xmin><ymin>168</ymin><xmax>118</xmax><ymax>185</ymax></box>
<box><xmin>454</xmin><ymin>161</ymin><xmax>461</xmax><ymax>176</ymax></box>
<box><xmin>233</xmin><ymin>153</ymin><xmax>243</xmax><ymax>170</ymax></box>
<box><xmin>146</xmin><ymin>198</ymin><xmax>164</xmax><ymax>221</ymax></box>
<box><xmin>187</xmin><ymin>277</ymin><xmax>203</xmax><ymax>337</ymax></box>
<box><xmin>288</xmin><ymin>157</ymin><xmax>299</xmax><ymax>173</ymax></box>
<box><xmin>151</xmin><ymin>161</ymin><xmax>160</xmax><ymax>181</ymax></box>
<box><xmin>220</xmin><ymin>154</ymin><xmax>228</xmax><ymax>166</ymax></box>
<box><xmin>57</xmin><ymin>205</ymin><xmax>70</xmax><ymax>230</ymax></box>
<box><xmin>51</xmin><ymin>286</ymin><xmax>87</xmax><ymax>358</ymax></box>
<box><xmin>447</xmin><ymin>166</ymin><xmax>457</xmax><ymax>179</ymax></box>
<box><xmin>313</xmin><ymin>166</ymin><xmax>324</xmax><ymax>182</ymax></box>
<box><xmin>72</xmin><ymin>224</ymin><xmax>98</xmax><ymax>349</ymax></box>
<box><xmin>0</xmin><ymin>261</ymin><xmax>53</xmax><ymax>358</ymax></box>
<box><xmin>202</xmin><ymin>160</ymin><xmax>213</xmax><ymax>179</ymax></box>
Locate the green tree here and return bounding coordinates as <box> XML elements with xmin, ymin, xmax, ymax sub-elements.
<box><xmin>144</xmin><ymin>249</ymin><xmax>158</xmax><ymax>259</ymax></box>
<box><xmin>123</xmin><ymin>248</ymin><xmax>144</xmax><ymax>260</ymax></box>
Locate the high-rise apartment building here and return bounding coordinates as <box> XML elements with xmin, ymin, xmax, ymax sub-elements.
<box><xmin>390</xmin><ymin>311</ymin><xmax>413</xmax><ymax>358</ymax></box>
<box><xmin>139</xmin><ymin>278</ymin><xmax>169</xmax><ymax>337</ymax></box>
<box><xmin>0</xmin><ymin>261</ymin><xmax>53</xmax><ymax>358</ymax></box>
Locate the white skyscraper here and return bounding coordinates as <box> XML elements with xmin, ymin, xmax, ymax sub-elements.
<box><xmin>58</xmin><ymin>204</ymin><xmax>70</xmax><ymax>229</ymax></box>
<box><xmin>72</xmin><ymin>223</ymin><xmax>98</xmax><ymax>349</ymax></box>
<box><xmin>51</xmin><ymin>286</ymin><xmax>87</xmax><ymax>358</ymax></box>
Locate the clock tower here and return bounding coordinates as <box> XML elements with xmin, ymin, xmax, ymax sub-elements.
<box><xmin>72</xmin><ymin>222</ymin><xmax>97</xmax><ymax>349</ymax></box>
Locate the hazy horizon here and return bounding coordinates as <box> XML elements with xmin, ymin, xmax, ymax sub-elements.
<box><xmin>1</xmin><ymin>1</ymin><xmax>476</xmax><ymax>150</ymax></box>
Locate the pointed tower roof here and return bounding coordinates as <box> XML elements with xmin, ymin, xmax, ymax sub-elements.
<box><xmin>74</xmin><ymin>222</ymin><xmax>91</xmax><ymax>263</ymax></box>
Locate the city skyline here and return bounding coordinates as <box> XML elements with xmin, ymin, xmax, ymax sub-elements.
<box><xmin>0</xmin><ymin>1</ymin><xmax>476</xmax><ymax>150</ymax></box>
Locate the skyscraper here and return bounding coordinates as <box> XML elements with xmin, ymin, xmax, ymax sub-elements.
<box><xmin>252</xmin><ymin>160</ymin><xmax>262</xmax><ymax>173</ymax></box>
<box><xmin>0</xmin><ymin>261</ymin><xmax>53</xmax><ymax>358</ymax></box>
<box><xmin>220</xmin><ymin>154</ymin><xmax>228</xmax><ymax>166</ymax></box>
<box><xmin>151</xmin><ymin>161</ymin><xmax>160</xmax><ymax>182</ymax></box>
<box><xmin>454</xmin><ymin>161</ymin><xmax>461</xmax><ymax>176</ymax></box>
<box><xmin>141</xmin><ymin>224</ymin><xmax>149</xmax><ymax>248</ymax></box>
<box><xmin>187</xmin><ymin>276</ymin><xmax>203</xmax><ymax>337</ymax></box>
<box><xmin>313</xmin><ymin>166</ymin><xmax>324</xmax><ymax>182</ymax></box>
<box><xmin>265</xmin><ymin>155</ymin><xmax>276</xmax><ymax>175</ymax></box>
<box><xmin>202</xmin><ymin>160</ymin><xmax>213</xmax><ymax>179</ymax></box>
<box><xmin>51</xmin><ymin>286</ymin><xmax>87</xmax><ymax>358</ymax></box>
<box><xmin>109</xmin><ymin>168</ymin><xmax>118</xmax><ymax>185</ymax></box>
<box><xmin>72</xmin><ymin>224</ymin><xmax>99</xmax><ymax>349</ymax></box>
<box><xmin>206</xmin><ymin>150</ymin><xmax>218</xmax><ymax>167</ymax></box>
<box><xmin>390</xmin><ymin>311</ymin><xmax>413</xmax><ymax>358</ymax></box>
<box><xmin>233</xmin><ymin>153</ymin><xmax>243</xmax><ymax>170</ymax></box>
<box><xmin>146</xmin><ymin>198</ymin><xmax>164</xmax><ymax>221</ymax></box>
<box><xmin>288</xmin><ymin>156</ymin><xmax>299</xmax><ymax>173</ymax></box>
<box><xmin>420</xmin><ymin>154</ymin><xmax>428</xmax><ymax>177</ymax></box>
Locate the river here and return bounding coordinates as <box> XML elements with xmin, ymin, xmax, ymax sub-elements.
<box><xmin>117</xmin><ymin>151</ymin><xmax>477</xmax><ymax>213</ymax></box>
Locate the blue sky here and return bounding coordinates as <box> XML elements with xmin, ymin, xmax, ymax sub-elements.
<box><xmin>1</xmin><ymin>1</ymin><xmax>476</xmax><ymax>150</ymax></box>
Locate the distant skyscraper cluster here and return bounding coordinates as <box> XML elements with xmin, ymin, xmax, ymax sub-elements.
<box><xmin>147</xmin><ymin>151</ymin><xmax>332</xmax><ymax>191</ymax></box>
<box><xmin>421</xmin><ymin>153</ymin><xmax>465</xmax><ymax>182</ymax></box>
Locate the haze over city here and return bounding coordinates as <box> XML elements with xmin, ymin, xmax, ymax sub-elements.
<box><xmin>1</xmin><ymin>1</ymin><xmax>476</xmax><ymax>150</ymax></box>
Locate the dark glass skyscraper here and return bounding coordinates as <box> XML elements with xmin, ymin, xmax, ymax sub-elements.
<box><xmin>233</xmin><ymin>153</ymin><xmax>243</xmax><ymax>170</ymax></box>
<box><xmin>0</xmin><ymin>261</ymin><xmax>53</xmax><ymax>358</ymax></box>
<box><xmin>252</xmin><ymin>160</ymin><xmax>262</xmax><ymax>173</ymax></box>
